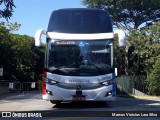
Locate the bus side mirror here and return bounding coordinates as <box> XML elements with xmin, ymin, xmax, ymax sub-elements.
<box><xmin>115</xmin><ymin>68</ymin><xmax>118</xmax><ymax>76</ymax></box>
<box><xmin>114</xmin><ymin>30</ymin><xmax>126</xmax><ymax>47</ymax></box>
<box><xmin>35</xmin><ymin>29</ymin><xmax>46</xmax><ymax>47</ymax></box>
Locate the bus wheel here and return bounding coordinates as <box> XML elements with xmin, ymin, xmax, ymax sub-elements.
<box><xmin>97</xmin><ymin>101</ymin><xmax>106</xmax><ymax>105</ymax></box>
<box><xmin>50</xmin><ymin>100</ymin><xmax>61</xmax><ymax>104</ymax></box>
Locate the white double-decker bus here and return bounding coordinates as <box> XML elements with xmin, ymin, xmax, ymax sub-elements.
<box><xmin>35</xmin><ymin>8</ymin><xmax>125</xmax><ymax>104</ymax></box>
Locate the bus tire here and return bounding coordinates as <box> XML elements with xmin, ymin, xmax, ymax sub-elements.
<box><xmin>50</xmin><ymin>100</ymin><xmax>61</xmax><ymax>104</ymax></box>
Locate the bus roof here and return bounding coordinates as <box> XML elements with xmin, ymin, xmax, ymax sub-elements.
<box><xmin>48</xmin><ymin>8</ymin><xmax>113</xmax><ymax>33</ymax></box>
<box><xmin>53</xmin><ymin>8</ymin><xmax>107</xmax><ymax>12</ymax></box>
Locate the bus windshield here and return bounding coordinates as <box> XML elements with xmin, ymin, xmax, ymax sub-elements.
<box><xmin>46</xmin><ymin>39</ymin><xmax>114</xmax><ymax>76</ymax></box>
<box><xmin>47</xmin><ymin>9</ymin><xmax>112</xmax><ymax>33</ymax></box>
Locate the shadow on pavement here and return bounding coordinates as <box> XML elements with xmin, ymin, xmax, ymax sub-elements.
<box><xmin>0</xmin><ymin>91</ymin><xmax>41</xmax><ymax>101</ymax></box>
<box><xmin>52</xmin><ymin>97</ymin><xmax>160</xmax><ymax>110</ymax></box>
<box><xmin>53</xmin><ymin>101</ymin><xmax>109</xmax><ymax>109</ymax></box>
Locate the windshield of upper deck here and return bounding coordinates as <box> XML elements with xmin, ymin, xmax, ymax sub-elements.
<box><xmin>47</xmin><ymin>9</ymin><xmax>112</xmax><ymax>33</ymax></box>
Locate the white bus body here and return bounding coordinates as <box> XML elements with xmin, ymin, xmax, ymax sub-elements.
<box><xmin>35</xmin><ymin>8</ymin><xmax>125</xmax><ymax>104</ymax></box>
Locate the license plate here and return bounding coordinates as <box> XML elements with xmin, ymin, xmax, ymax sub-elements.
<box><xmin>72</xmin><ymin>95</ymin><xmax>85</xmax><ymax>101</ymax></box>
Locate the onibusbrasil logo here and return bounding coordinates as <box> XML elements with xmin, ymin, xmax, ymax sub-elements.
<box><xmin>1</xmin><ymin>112</ymin><xmax>42</xmax><ymax>118</ymax></box>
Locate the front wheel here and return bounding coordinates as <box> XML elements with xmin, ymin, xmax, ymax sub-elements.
<box><xmin>50</xmin><ymin>100</ymin><xmax>61</xmax><ymax>105</ymax></box>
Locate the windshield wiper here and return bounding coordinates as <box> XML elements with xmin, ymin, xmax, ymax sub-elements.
<box><xmin>86</xmin><ymin>63</ymin><xmax>105</xmax><ymax>74</ymax></box>
<box><xmin>48</xmin><ymin>66</ymin><xmax>64</xmax><ymax>72</ymax></box>
<box><xmin>55</xmin><ymin>63</ymin><xmax>81</xmax><ymax>68</ymax></box>
<box><xmin>48</xmin><ymin>67</ymin><xmax>69</xmax><ymax>75</ymax></box>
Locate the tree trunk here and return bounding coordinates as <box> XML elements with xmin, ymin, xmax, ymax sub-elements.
<box><xmin>125</xmin><ymin>45</ymin><xmax>129</xmax><ymax>75</ymax></box>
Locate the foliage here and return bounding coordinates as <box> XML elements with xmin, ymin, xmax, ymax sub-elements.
<box><xmin>33</xmin><ymin>44</ymin><xmax>45</xmax><ymax>80</ymax></box>
<box><xmin>145</xmin><ymin>59</ymin><xmax>160</xmax><ymax>95</ymax></box>
<box><xmin>0</xmin><ymin>22</ymin><xmax>45</xmax><ymax>82</ymax></box>
<box><xmin>114</xmin><ymin>35</ymin><xmax>125</xmax><ymax>75</ymax></box>
<box><xmin>10</xmin><ymin>34</ymin><xmax>36</xmax><ymax>81</ymax></box>
<box><xmin>128</xmin><ymin>21</ymin><xmax>160</xmax><ymax>75</ymax></box>
<box><xmin>7</xmin><ymin>22</ymin><xmax>21</xmax><ymax>32</ymax></box>
<box><xmin>0</xmin><ymin>21</ymin><xmax>21</xmax><ymax>32</ymax></box>
<box><xmin>0</xmin><ymin>24</ymin><xmax>14</xmax><ymax>79</ymax></box>
<box><xmin>0</xmin><ymin>0</ymin><xmax>15</xmax><ymax>19</ymax></box>
<box><xmin>82</xmin><ymin>0</ymin><xmax>160</xmax><ymax>30</ymax></box>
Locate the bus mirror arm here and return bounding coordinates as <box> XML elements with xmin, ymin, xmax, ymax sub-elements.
<box><xmin>114</xmin><ymin>30</ymin><xmax>126</xmax><ymax>47</ymax></box>
<box><xmin>35</xmin><ymin>29</ymin><xmax>46</xmax><ymax>47</ymax></box>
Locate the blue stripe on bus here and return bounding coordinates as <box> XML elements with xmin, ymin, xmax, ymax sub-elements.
<box><xmin>112</xmin><ymin>73</ymin><xmax>116</xmax><ymax>79</ymax></box>
<box><xmin>112</xmin><ymin>83</ymin><xmax>116</xmax><ymax>97</ymax></box>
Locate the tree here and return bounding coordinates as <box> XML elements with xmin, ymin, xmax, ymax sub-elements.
<box><xmin>33</xmin><ymin>44</ymin><xmax>45</xmax><ymax>81</ymax></box>
<box><xmin>7</xmin><ymin>22</ymin><xmax>21</xmax><ymax>32</ymax></box>
<box><xmin>114</xmin><ymin>35</ymin><xmax>126</xmax><ymax>75</ymax></box>
<box><xmin>128</xmin><ymin>21</ymin><xmax>160</xmax><ymax>75</ymax></box>
<box><xmin>0</xmin><ymin>22</ymin><xmax>45</xmax><ymax>82</ymax></box>
<box><xmin>145</xmin><ymin>59</ymin><xmax>160</xmax><ymax>95</ymax></box>
<box><xmin>0</xmin><ymin>23</ymin><xmax>15</xmax><ymax>80</ymax></box>
<box><xmin>0</xmin><ymin>0</ymin><xmax>15</xmax><ymax>19</ymax></box>
<box><xmin>10</xmin><ymin>34</ymin><xmax>36</xmax><ymax>82</ymax></box>
<box><xmin>82</xmin><ymin>0</ymin><xmax>160</xmax><ymax>30</ymax></box>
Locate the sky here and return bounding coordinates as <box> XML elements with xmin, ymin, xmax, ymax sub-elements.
<box><xmin>7</xmin><ymin>0</ymin><xmax>85</xmax><ymax>37</ymax></box>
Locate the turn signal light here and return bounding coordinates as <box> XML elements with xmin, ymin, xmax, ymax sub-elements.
<box><xmin>43</xmin><ymin>71</ymin><xmax>47</xmax><ymax>78</ymax></box>
<box><xmin>42</xmin><ymin>81</ymin><xmax>46</xmax><ymax>95</ymax></box>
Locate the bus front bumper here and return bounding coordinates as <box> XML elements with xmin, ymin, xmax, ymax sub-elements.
<box><xmin>42</xmin><ymin>84</ymin><xmax>116</xmax><ymax>101</ymax></box>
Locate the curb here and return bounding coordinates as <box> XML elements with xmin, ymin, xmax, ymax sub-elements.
<box><xmin>131</xmin><ymin>95</ymin><xmax>160</xmax><ymax>100</ymax></box>
<box><xmin>117</xmin><ymin>95</ymin><xmax>160</xmax><ymax>100</ymax></box>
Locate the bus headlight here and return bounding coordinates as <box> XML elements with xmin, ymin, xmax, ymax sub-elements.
<box><xmin>100</xmin><ymin>79</ymin><xmax>115</xmax><ymax>86</ymax></box>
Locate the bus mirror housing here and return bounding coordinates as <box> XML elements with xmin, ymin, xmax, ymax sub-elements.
<box><xmin>35</xmin><ymin>29</ymin><xmax>46</xmax><ymax>47</ymax></box>
<box><xmin>115</xmin><ymin>68</ymin><xmax>118</xmax><ymax>76</ymax></box>
<box><xmin>114</xmin><ymin>30</ymin><xmax>126</xmax><ymax>46</ymax></box>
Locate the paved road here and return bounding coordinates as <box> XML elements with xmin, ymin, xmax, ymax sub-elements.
<box><xmin>0</xmin><ymin>92</ymin><xmax>160</xmax><ymax>120</ymax></box>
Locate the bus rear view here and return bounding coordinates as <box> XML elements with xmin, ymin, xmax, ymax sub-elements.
<box><xmin>35</xmin><ymin>8</ymin><xmax>126</xmax><ymax>104</ymax></box>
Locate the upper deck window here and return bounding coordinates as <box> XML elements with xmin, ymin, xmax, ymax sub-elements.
<box><xmin>47</xmin><ymin>9</ymin><xmax>113</xmax><ymax>33</ymax></box>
